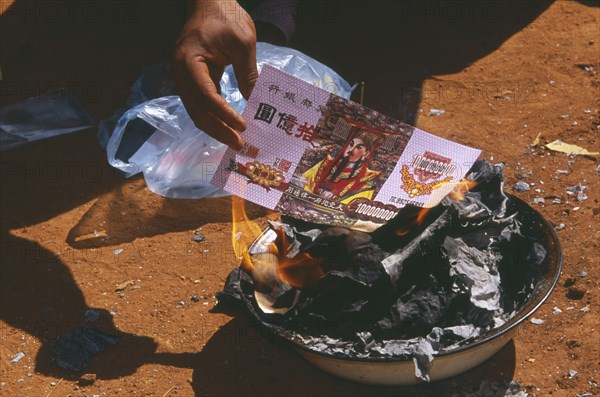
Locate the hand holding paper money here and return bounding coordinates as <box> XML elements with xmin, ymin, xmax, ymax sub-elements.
<box><xmin>211</xmin><ymin>65</ymin><xmax>481</xmax><ymax>232</ymax></box>
<box><xmin>173</xmin><ymin>0</ymin><xmax>258</xmax><ymax>150</ymax></box>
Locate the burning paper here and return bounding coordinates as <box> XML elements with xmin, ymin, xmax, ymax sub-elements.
<box><xmin>211</xmin><ymin>65</ymin><xmax>481</xmax><ymax>232</ymax></box>
<box><xmin>218</xmin><ymin>160</ymin><xmax>549</xmax><ymax>382</ymax></box>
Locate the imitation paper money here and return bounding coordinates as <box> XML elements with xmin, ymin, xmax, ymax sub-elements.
<box><xmin>212</xmin><ymin>65</ymin><xmax>481</xmax><ymax>232</ymax></box>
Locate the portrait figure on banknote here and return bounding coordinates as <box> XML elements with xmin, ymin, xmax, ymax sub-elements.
<box><xmin>302</xmin><ymin>127</ymin><xmax>382</xmax><ymax>204</ymax></box>
<box><xmin>275</xmin><ymin>95</ymin><xmax>414</xmax><ymax>226</ymax></box>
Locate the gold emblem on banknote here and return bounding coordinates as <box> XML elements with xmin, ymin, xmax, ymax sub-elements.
<box><xmin>400</xmin><ymin>165</ymin><xmax>452</xmax><ymax>197</ymax></box>
<box><xmin>245</xmin><ymin>161</ymin><xmax>285</xmax><ymax>188</ymax></box>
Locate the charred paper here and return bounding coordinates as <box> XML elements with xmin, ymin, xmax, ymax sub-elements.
<box><xmin>218</xmin><ymin>160</ymin><xmax>550</xmax><ymax>381</ymax></box>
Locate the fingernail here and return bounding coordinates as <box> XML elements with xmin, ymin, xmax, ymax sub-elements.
<box><xmin>232</xmin><ymin>137</ymin><xmax>244</xmax><ymax>151</ymax></box>
<box><xmin>237</xmin><ymin>120</ymin><xmax>247</xmax><ymax>132</ymax></box>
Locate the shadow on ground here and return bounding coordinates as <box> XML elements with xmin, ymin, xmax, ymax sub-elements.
<box><xmin>150</xmin><ymin>310</ymin><xmax>516</xmax><ymax>397</ymax></box>
<box><xmin>292</xmin><ymin>1</ymin><xmax>552</xmax><ymax>123</ymax></box>
<box><xmin>1</xmin><ymin>0</ymin><xmax>553</xmax><ymax>394</ymax></box>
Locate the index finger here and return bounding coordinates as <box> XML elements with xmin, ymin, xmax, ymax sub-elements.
<box><xmin>184</xmin><ymin>58</ymin><xmax>247</xmax><ymax>132</ymax></box>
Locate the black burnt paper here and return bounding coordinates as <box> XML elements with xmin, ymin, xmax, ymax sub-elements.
<box><xmin>217</xmin><ymin>160</ymin><xmax>547</xmax><ymax>381</ymax></box>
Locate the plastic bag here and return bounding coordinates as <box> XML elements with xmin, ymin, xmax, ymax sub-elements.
<box><xmin>102</xmin><ymin>42</ymin><xmax>353</xmax><ymax>199</ymax></box>
<box><xmin>1</xmin><ymin>89</ymin><xmax>95</xmax><ymax>151</ymax></box>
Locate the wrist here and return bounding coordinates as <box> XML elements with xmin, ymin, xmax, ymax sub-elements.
<box><xmin>187</xmin><ymin>0</ymin><xmax>237</xmax><ymax>13</ymax></box>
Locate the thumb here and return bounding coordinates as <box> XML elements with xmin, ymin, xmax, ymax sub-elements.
<box><xmin>231</xmin><ymin>43</ymin><xmax>259</xmax><ymax>100</ymax></box>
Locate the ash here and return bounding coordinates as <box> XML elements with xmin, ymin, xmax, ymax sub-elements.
<box><xmin>218</xmin><ymin>160</ymin><xmax>547</xmax><ymax>381</ymax></box>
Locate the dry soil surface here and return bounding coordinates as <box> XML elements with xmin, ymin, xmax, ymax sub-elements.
<box><xmin>1</xmin><ymin>1</ymin><xmax>599</xmax><ymax>396</ymax></box>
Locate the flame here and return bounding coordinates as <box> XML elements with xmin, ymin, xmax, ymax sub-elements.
<box><xmin>394</xmin><ymin>179</ymin><xmax>478</xmax><ymax>236</ymax></box>
<box><xmin>277</xmin><ymin>253</ymin><xmax>324</xmax><ymax>289</ymax></box>
<box><xmin>231</xmin><ymin>195</ymin><xmax>264</xmax><ymax>271</ymax></box>
<box><xmin>395</xmin><ymin>206</ymin><xmax>433</xmax><ymax>236</ymax></box>
<box><xmin>447</xmin><ymin>179</ymin><xmax>478</xmax><ymax>202</ymax></box>
<box><xmin>231</xmin><ymin>196</ymin><xmax>324</xmax><ymax>290</ymax></box>
<box><xmin>274</xmin><ymin>227</ymin><xmax>324</xmax><ymax>288</ymax></box>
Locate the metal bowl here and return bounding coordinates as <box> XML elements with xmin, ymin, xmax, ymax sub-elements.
<box><xmin>247</xmin><ymin>195</ymin><xmax>562</xmax><ymax>385</ymax></box>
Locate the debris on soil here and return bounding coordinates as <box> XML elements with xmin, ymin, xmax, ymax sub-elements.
<box><xmin>113</xmin><ymin>248</ymin><xmax>124</xmax><ymax>255</ymax></box>
<box><xmin>50</xmin><ymin>326</ymin><xmax>120</xmax><ymax>371</ymax></box>
<box><xmin>533</xmin><ymin>198</ymin><xmax>545</xmax><ymax>204</ymax></box>
<box><xmin>515</xmin><ymin>172</ymin><xmax>532</xmax><ymax>179</ymax></box>
<box><xmin>10</xmin><ymin>352</ymin><xmax>25</xmax><ymax>364</ymax></box>
<box><xmin>579</xmin><ymin>271</ymin><xmax>588</xmax><ymax>278</ymax></box>
<box><xmin>553</xmin><ymin>307</ymin><xmax>563</xmax><ymax>315</ymax></box>
<box><xmin>191</xmin><ymin>234</ymin><xmax>206</xmax><ymax>242</ymax></box>
<box><xmin>530</xmin><ymin>318</ymin><xmax>545</xmax><ymax>325</ymax></box>
<box><xmin>569</xmin><ymin>369</ymin><xmax>578</xmax><ymax>378</ymax></box>
<box><xmin>567</xmin><ymin>287</ymin><xmax>586</xmax><ymax>300</ymax></box>
<box><xmin>576</xmin><ymin>63</ymin><xmax>595</xmax><ymax>71</ymax></box>
<box><xmin>427</xmin><ymin>109</ymin><xmax>445</xmax><ymax>116</ymax></box>
<box><xmin>452</xmin><ymin>380</ymin><xmax>528</xmax><ymax>397</ymax></box>
<box><xmin>555</xmin><ymin>223</ymin><xmax>566</xmax><ymax>230</ymax></box>
<box><xmin>546</xmin><ymin>140</ymin><xmax>599</xmax><ymax>156</ymax></box>
<box><xmin>190</xmin><ymin>295</ymin><xmax>200</xmax><ymax>302</ymax></box>
<box><xmin>505</xmin><ymin>381</ymin><xmax>528</xmax><ymax>397</ymax></box>
<box><xmin>78</xmin><ymin>374</ymin><xmax>96</xmax><ymax>386</ymax></box>
<box><xmin>563</xmin><ymin>277</ymin><xmax>576</xmax><ymax>287</ymax></box>
<box><xmin>84</xmin><ymin>309</ymin><xmax>100</xmax><ymax>322</ymax></box>
<box><xmin>566</xmin><ymin>184</ymin><xmax>588</xmax><ymax>202</ymax></box>
<box><xmin>115</xmin><ymin>280</ymin><xmax>137</xmax><ymax>292</ymax></box>
<box><xmin>514</xmin><ymin>182</ymin><xmax>530</xmax><ymax>192</ymax></box>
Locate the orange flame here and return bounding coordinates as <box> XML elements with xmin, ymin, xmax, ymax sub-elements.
<box><xmin>274</xmin><ymin>227</ymin><xmax>324</xmax><ymax>289</ymax></box>
<box><xmin>395</xmin><ymin>206</ymin><xmax>433</xmax><ymax>236</ymax></box>
<box><xmin>231</xmin><ymin>195</ymin><xmax>263</xmax><ymax>272</ymax></box>
<box><xmin>447</xmin><ymin>179</ymin><xmax>478</xmax><ymax>202</ymax></box>
<box><xmin>231</xmin><ymin>196</ymin><xmax>324</xmax><ymax>290</ymax></box>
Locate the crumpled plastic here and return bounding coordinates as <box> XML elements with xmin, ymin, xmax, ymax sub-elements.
<box><xmin>101</xmin><ymin>42</ymin><xmax>353</xmax><ymax>199</ymax></box>
<box><xmin>1</xmin><ymin>89</ymin><xmax>95</xmax><ymax>151</ymax></box>
<box><xmin>50</xmin><ymin>325</ymin><xmax>120</xmax><ymax>371</ymax></box>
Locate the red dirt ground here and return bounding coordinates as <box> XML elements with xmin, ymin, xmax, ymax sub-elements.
<box><xmin>1</xmin><ymin>1</ymin><xmax>598</xmax><ymax>396</ymax></box>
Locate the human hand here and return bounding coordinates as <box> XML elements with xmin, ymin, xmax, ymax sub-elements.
<box><xmin>173</xmin><ymin>0</ymin><xmax>258</xmax><ymax>150</ymax></box>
